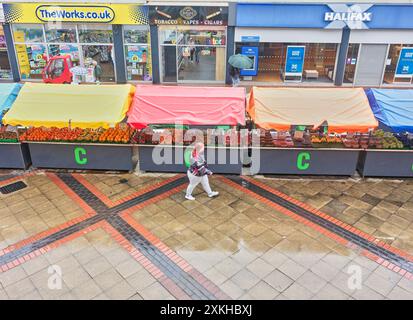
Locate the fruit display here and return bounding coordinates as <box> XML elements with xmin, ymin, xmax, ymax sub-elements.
<box><xmin>98</xmin><ymin>124</ymin><xmax>133</xmax><ymax>144</ymax></box>
<box><xmin>0</xmin><ymin>126</ymin><xmax>18</xmax><ymax>143</ymax></box>
<box><xmin>369</xmin><ymin>130</ymin><xmax>404</xmax><ymax>149</ymax></box>
<box><xmin>311</xmin><ymin>133</ymin><xmax>343</xmax><ymax>147</ymax></box>
<box><xmin>132</xmin><ymin>128</ymin><xmax>242</xmax><ymax>147</ymax></box>
<box><xmin>293</xmin><ymin>130</ymin><xmax>311</xmax><ymax>147</ymax></box>
<box><xmin>341</xmin><ymin>130</ymin><xmax>404</xmax><ymax>149</ymax></box>
<box><xmin>273</xmin><ymin>131</ymin><xmax>294</xmax><ymax>148</ymax></box>
<box><xmin>19</xmin><ymin>124</ymin><xmax>134</xmax><ymax>144</ymax></box>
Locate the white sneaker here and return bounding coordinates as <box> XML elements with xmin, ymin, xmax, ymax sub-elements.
<box><xmin>185</xmin><ymin>194</ymin><xmax>195</xmax><ymax>201</ymax></box>
<box><xmin>208</xmin><ymin>191</ymin><xmax>219</xmax><ymax>198</ymax></box>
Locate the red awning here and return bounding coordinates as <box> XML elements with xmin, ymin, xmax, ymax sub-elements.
<box><xmin>127</xmin><ymin>85</ymin><xmax>246</xmax><ymax>128</ymax></box>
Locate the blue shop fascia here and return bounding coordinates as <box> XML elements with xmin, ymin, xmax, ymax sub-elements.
<box><xmin>233</xmin><ymin>3</ymin><xmax>413</xmax><ymax>87</ymax></box>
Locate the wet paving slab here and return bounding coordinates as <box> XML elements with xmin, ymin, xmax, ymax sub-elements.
<box><xmin>0</xmin><ymin>171</ymin><xmax>412</xmax><ymax>300</ymax></box>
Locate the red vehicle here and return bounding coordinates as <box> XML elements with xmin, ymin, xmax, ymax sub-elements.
<box><xmin>42</xmin><ymin>55</ymin><xmax>73</xmax><ymax>84</ymax></box>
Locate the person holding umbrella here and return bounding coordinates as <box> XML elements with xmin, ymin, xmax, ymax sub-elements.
<box><xmin>228</xmin><ymin>54</ymin><xmax>253</xmax><ymax>86</ymax></box>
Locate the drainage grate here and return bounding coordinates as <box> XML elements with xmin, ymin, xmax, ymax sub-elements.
<box><xmin>0</xmin><ymin>181</ymin><xmax>27</xmax><ymax>195</ymax></box>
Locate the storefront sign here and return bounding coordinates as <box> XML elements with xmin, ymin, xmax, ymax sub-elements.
<box><xmin>236</xmin><ymin>3</ymin><xmax>413</xmax><ymax>30</ymax></box>
<box><xmin>149</xmin><ymin>6</ymin><xmax>228</xmax><ymax>26</ymax></box>
<box><xmin>395</xmin><ymin>47</ymin><xmax>413</xmax><ymax>78</ymax></box>
<box><xmin>240</xmin><ymin>46</ymin><xmax>258</xmax><ymax>77</ymax></box>
<box><xmin>3</xmin><ymin>3</ymin><xmax>149</xmax><ymax>24</ymax></box>
<box><xmin>285</xmin><ymin>46</ymin><xmax>305</xmax><ymax>75</ymax></box>
<box><xmin>241</xmin><ymin>36</ymin><xmax>260</xmax><ymax>42</ymax></box>
<box><xmin>324</xmin><ymin>4</ymin><xmax>372</xmax><ymax>29</ymax></box>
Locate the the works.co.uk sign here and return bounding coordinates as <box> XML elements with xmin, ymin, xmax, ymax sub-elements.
<box><xmin>35</xmin><ymin>5</ymin><xmax>114</xmax><ymax>23</ymax></box>
<box><xmin>3</xmin><ymin>3</ymin><xmax>149</xmax><ymax>25</ymax></box>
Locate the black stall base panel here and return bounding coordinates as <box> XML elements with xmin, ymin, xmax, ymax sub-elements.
<box><xmin>358</xmin><ymin>150</ymin><xmax>413</xmax><ymax>177</ymax></box>
<box><xmin>0</xmin><ymin>143</ymin><xmax>31</xmax><ymax>169</ymax></box>
<box><xmin>138</xmin><ymin>145</ymin><xmax>244</xmax><ymax>174</ymax></box>
<box><xmin>28</xmin><ymin>143</ymin><xmax>134</xmax><ymax>171</ymax></box>
<box><xmin>251</xmin><ymin>148</ymin><xmax>361</xmax><ymax>176</ymax></box>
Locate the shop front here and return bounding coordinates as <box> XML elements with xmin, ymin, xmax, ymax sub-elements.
<box><xmin>149</xmin><ymin>5</ymin><xmax>228</xmax><ymax>84</ymax></box>
<box><xmin>347</xmin><ymin>29</ymin><xmax>413</xmax><ymax>86</ymax></box>
<box><xmin>3</xmin><ymin>2</ymin><xmax>151</xmax><ymax>83</ymax></box>
<box><xmin>235</xmin><ymin>3</ymin><xmax>413</xmax><ymax>87</ymax></box>
<box><xmin>0</xmin><ymin>5</ymin><xmax>13</xmax><ymax>81</ymax></box>
<box><xmin>235</xmin><ymin>28</ymin><xmax>341</xmax><ymax>84</ymax></box>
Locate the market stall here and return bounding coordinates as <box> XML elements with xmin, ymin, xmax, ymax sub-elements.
<box><xmin>3</xmin><ymin>83</ymin><xmax>136</xmax><ymax>171</ymax></box>
<box><xmin>128</xmin><ymin>85</ymin><xmax>246</xmax><ymax>174</ymax></box>
<box><xmin>248</xmin><ymin>87</ymin><xmax>378</xmax><ymax>175</ymax></box>
<box><xmin>0</xmin><ymin>83</ymin><xmax>31</xmax><ymax>169</ymax></box>
<box><xmin>360</xmin><ymin>89</ymin><xmax>413</xmax><ymax>177</ymax></box>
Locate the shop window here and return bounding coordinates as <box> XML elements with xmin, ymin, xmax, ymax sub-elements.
<box><xmin>235</xmin><ymin>42</ymin><xmax>337</xmax><ymax>84</ymax></box>
<box><xmin>82</xmin><ymin>45</ymin><xmax>115</xmax><ymax>82</ymax></box>
<box><xmin>123</xmin><ymin>25</ymin><xmax>149</xmax><ymax>44</ymax></box>
<box><xmin>12</xmin><ymin>24</ymin><xmax>44</xmax><ymax>42</ymax></box>
<box><xmin>48</xmin><ymin>44</ymin><xmax>80</xmax><ymax>65</ymax></box>
<box><xmin>344</xmin><ymin>44</ymin><xmax>359</xmax><ymax>84</ymax></box>
<box><xmin>383</xmin><ymin>44</ymin><xmax>413</xmax><ymax>85</ymax></box>
<box><xmin>302</xmin><ymin>43</ymin><xmax>337</xmax><ymax>82</ymax></box>
<box><xmin>179</xmin><ymin>29</ymin><xmax>226</xmax><ymax>46</ymax></box>
<box><xmin>159</xmin><ymin>28</ymin><xmax>177</xmax><ymax>45</ymax></box>
<box><xmin>125</xmin><ymin>45</ymin><xmax>152</xmax><ymax>81</ymax></box>
<box><xmin>160</xmin><ymin>26</ymin><xmax>226</xmax><ymax>83</ymax></box>
<box><xmin>78</xmin><ymin>24</ymin><xmax>113</xmax><ymax>43</ymax></box>
<box><xmin>0</xmin><ymin>26</ymin><xmax>12</xmax><ymax>79</ymax></box>
<box><xmin>15</xmin><ymin>44</ymin><xmax>46</xmax><ymax>80</ymax></box>
<box><xmin>45</xmin><ymin>23</ymin><xmax>77</xmax><ymax>43</ymax></box>
<box><xmin>177</xmin><ymin>46</ymin><xmax>225</xmax><ymax>82</ymax></box>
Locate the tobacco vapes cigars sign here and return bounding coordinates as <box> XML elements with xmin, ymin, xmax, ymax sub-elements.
<box><xmin>149</xmin><ymin>6</ymin><xmax>228</xmax><ymax>25</ymax></box>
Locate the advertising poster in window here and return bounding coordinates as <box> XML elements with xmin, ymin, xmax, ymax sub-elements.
<box><xmin>285</xmin><ymin>46</ymin><xmax>305</xmax><ymax>75</ymax></box>
<box><xmin>395</xmin><ymin>47</ymin><xmax>413</xmax><ymax>78</ymax></box>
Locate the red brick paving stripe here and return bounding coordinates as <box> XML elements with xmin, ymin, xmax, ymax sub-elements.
<box><xmin>0</xmin><ymin>212</ymin><xmax>95</xmax><ymax>258</ymax></box>
<box><xmin>72</xmin><ymin>173</ymin><xmax>185</xmax><ymax>208</ymax></box>
<box><xmin>119</xmin><ymin>185</ymin><xmax>230</xmax><ymax>300</ymax></box>
<box><xmin>0</xmin><ymin>172</ymin><xmax>36</xmax><ymax>187</ymax></box>
<box><xmin>240</xmin><ymin>176</ymin><xmax>413</xmax><ymax>263</ymax></box>
<box><xmin>47</xmin><ymin>172</ymin><xmax>96</xmax><ymax>214</ymax></box>
<box><xmin>0</xmin><ymin>220</ymin><xmax>105</xmax><ymax>273</ymax></box>
<box><xmin>100</xmin><ymin>221</ymin><xmax>192</xmax><ymax>300</ymax></box>
<box><xmin>219</xmin><ymin>176</ymin><xmax>412</xmax><ymax>280</ymax></box>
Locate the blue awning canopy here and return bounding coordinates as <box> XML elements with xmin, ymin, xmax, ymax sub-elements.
<box><xmin>0</xmin><ymin>83</ymin><xmax>22</xmax><ymax>123</ymax></box>
<box><xmin>366</xmin><ymin>88</ymin><xmax>413</xmax><ymax>133</ymax></box>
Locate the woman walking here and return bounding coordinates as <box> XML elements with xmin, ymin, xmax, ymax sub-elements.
<box><xmin>185</xmin><ymin>142</ymin><xmax>219</xmax><ymax>201</ymax></box>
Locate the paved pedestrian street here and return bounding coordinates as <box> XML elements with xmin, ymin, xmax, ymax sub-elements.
<box><xmin>0</xmin><ymin>171</ymin><xmax>412</xmax><ymax>300</ymax></box>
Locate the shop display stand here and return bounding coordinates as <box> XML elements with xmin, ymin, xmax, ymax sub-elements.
<box><xmin>358</xmin><ymin>149</ymin><xmax>413</xmax><ymax>177</ymax></box>
<box><xmin>138</xmin><ymin>145</ymin><xmax>244</xmax><ymax>174</ymax></box>
<box><xmin>0</xmin><ymin>142</ymin><xmax>31</xmax><ymax>169</ymax></box>
<box><xmin>26</xmin><ymin>142</ymin><xmax>135</xmax><ymax>171</ymax></box>
<box><xmin>253</xmin><ymin>147</ymin><xmax>361</xmax><ymax>176</ymax></box>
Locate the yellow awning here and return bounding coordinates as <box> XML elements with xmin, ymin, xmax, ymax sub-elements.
<box><xmin>3</xmin><ymin>83</ymin><xmax>135</xmax><ymax>129</ymax></box>
<box><xmin>248</xmin><ymin>87</ymin><xmax>378</xmax><ymax>132</ymax></box>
